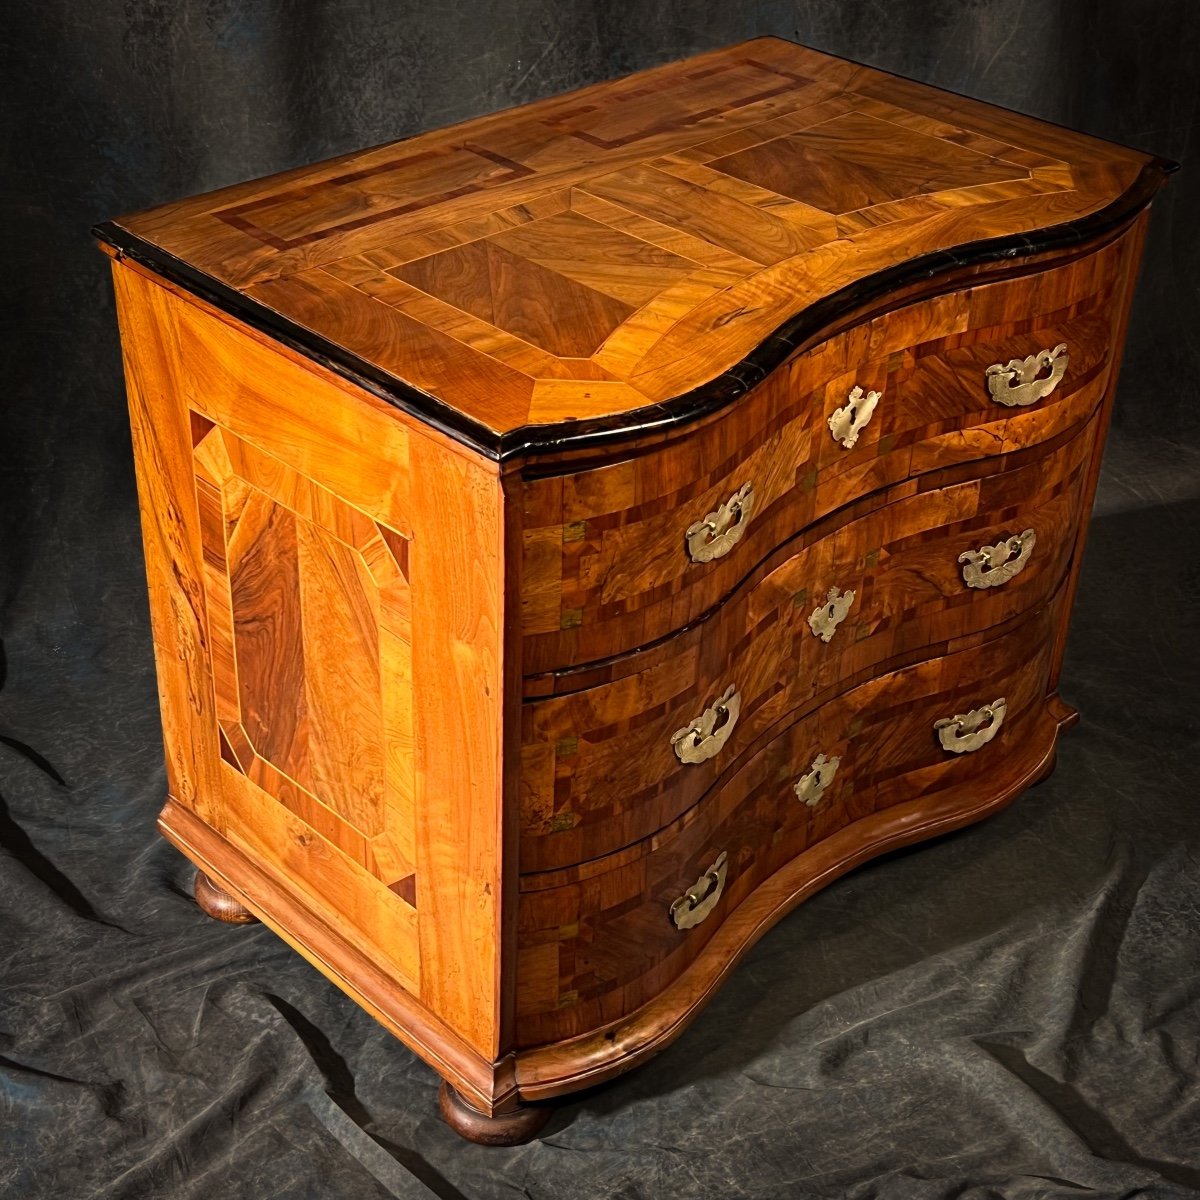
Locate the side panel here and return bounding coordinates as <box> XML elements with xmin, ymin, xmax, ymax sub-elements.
<box><xmin>112</xmin><ymin>262</ymin><xmax>506</xmax><ymax>1072</ymax></box>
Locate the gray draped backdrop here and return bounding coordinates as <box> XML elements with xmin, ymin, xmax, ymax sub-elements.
<box><xmin>2</xmin><ymin>3</ymin><xmax>1198</xmax><ymax>1196</ymax></box>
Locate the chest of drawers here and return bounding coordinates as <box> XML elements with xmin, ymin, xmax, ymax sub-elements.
<box><xmin>96</xmin><ymin>37</ymin><xmax>1171</xmax><ymax>1143</ymax></box>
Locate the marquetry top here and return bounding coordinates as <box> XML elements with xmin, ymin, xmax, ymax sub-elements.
<box><xmin>98</xmin><ymin>37</ymin><xmax>1169</xmax><ymax>458</ymax></box>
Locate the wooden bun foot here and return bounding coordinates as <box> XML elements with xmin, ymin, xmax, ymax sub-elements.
<box><xmin>194</xmin><ymin>870</ymin><xmax>258</xmax><ymax>924</ymax></box>
<box><xmin>438</xmin><ymin>1082</ymin><xmax>551</xmax><ymax>1145</ymax></box>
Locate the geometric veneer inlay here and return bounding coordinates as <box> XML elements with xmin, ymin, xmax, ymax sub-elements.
<box><xmin>98</xmin><ymin>34</ymin><xmax>1172</xmax><ymax>1143</ymax></box>
<box><xmin>710</xmin><ymin>112</ymin><xmax>1033</xmax><ymax>214</ymax></box>
<box><xmin>394</xmin><ymin>210</ymin><xmax>696</xmax><ymax>358</ymax></box>
<box><xmin>192</xmin><ymin>421</ymin><xmax>417</xmax><ymax>905</ymax></box>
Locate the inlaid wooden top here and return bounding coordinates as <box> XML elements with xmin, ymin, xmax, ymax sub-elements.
<box><xmin>96</xmin><ymin>37</ymin><xmax>1169</xmax><ymax>459</ymax></box>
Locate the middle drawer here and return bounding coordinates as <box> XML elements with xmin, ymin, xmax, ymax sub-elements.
<box><xmin>519</xmin><ymin>418</ymin><xmax>1095</xmax><ymax>873</ymax></box>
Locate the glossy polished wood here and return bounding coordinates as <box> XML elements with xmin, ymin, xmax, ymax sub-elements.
<box><xmin>111</xmin><ymin>262</ymin><xmax>512</xmax><ymax>1110</ymax></box>
<box><xmin>194</xmin><ymin>870</ymin><xmax>258</xmax><ymax>924</ymax></box>
<box><xmin>516</xmin><ymin>594</ymin><xmax>1066</xmax><ymax>1045</ymax></box>
<box><xmin>519</xmin><ymin>421</ymin><xmax>1097</xmax><ymax>872</ymax></box>
<box><xmin>99</xmin><ymin>39</ymin><xmax>1166</xmax><ymax>1143</ymax></box>
<box><xmin>95</xmin><ymin>37</ymin><xmax>1168</xmax><ymax>458</ymax></box>
<box><xmin>515</xmin><ymin>690</ymin><xmax>1078</xmax><ymax>1099</ymax></box>
<box><xmin>518</xmin><ymin>231</ymin><xmax>1134</xmax><ymax>672</ymax></box>
<box><xmin>437</xmin><ymin>1083</ymin><xmax>552</xmax><ymax>1146</ymax></box>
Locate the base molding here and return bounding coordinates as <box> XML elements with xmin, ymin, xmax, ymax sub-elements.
<box><xmin>157</xmin><ymin>800</ymin><xmax>517</xmax><ymax>1116</ymax></box>
<box><xmin>513</xmin><ymin>693</ymin><xmax>1076</xmax><ymax>1100</ymax></box>
<box><xmin>159</xmin><ymin>692</ymin><xmax>1076</xmax><ymax>1124</ymax></box>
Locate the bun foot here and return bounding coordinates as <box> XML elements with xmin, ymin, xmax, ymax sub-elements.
<box><xmin>194</xmin><ymin>870</ymin><xmax>258</xmax><ymax>924</ymax></box>
<box><xmin>438</xmin><ymin>1082</ymin><xmax>551</xmax><ymax>1145</ymax></box>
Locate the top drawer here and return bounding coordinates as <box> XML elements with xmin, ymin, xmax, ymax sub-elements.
<box><xmin>519</xmin><ymin>230</ymin><xmax>1136</xmax><ymax>674</ymax></box>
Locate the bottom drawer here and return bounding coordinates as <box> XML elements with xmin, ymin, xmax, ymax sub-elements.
<box><xmin>516</xmin><ymin>592</ymin><xmax>1066</xmax><ymax>1047</ymax></box>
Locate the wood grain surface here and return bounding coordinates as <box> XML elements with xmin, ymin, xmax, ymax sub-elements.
<box><xmin>513</xmin><ymin>689</ymin><xmax>1079</xmax><ymax>1098</ymax></box>
<box><xmin>100</xmin><ymin>36</ymin><xmax>1166</xmax><ymax>1129</ymax></box>
<box><xmin>114</xmin><ymin>263</ymin><xmax>509</xmax><ymax>1066</ymax></box>
<box><xmin>100</xmin><ymin>37</ymin><xmax>1164</xmax><ymax>442</ymax></box>
<box><xmin>518</xmin><ymin>229</ymin><xmax>1136</xmax><ymax>673</ymax></box>
<box><xmin>519</xmin><ymin>417</ymin><xmax>1096</xmax><ymax>872</ymax></box>
<box><xmin>515</xmin><ymin>591</ymin><xmax>1066</xmax><ymax>1046</ymax></box>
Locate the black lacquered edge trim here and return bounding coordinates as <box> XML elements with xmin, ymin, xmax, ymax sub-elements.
<box><xmin>498</xmin><ymin>160</ymin><xmax>1174</xmax><ymax>461</ymax></box>
<box><xmin>92</xmin><ymin>220</ymin><xmax>508</xmax><ymax>458</ymax></box>
<box><xmin>93</xmin><ymin>159</ymin><xmax>1173</xmax><ymax>465</ymax></box>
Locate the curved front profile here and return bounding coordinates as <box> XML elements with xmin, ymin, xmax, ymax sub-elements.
<box><xmin>519</xmin><ymin>418</ymin><xmax>1097</xmax><ymax>872</ymax></box>
<box><xmin>100</xmin><ymin>30</ymin><xmax>1168</xmax><ymax>1142</ymax></box>
<box><xmin>520</xmin><ymin>229</ymin><xmax>1133</xmax><ymax>674</ymax></box>
<box><xmin>515</xmin><ymin>592</ymin><xmax>1067</xmax><ymax>1050</ymax></box>
<box><xmin>509</xmin><ymin>220</ymin><xmax>1153</xmax><ymax>1097</ymax></box>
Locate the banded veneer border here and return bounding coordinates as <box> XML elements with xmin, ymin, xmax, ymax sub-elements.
<box><xmin>92</xmin><ymin>161</ymin><xmax>1170</xmax><ymax>464</ymax></box>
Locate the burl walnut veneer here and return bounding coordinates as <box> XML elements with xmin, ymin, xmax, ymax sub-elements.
<box><xmin>96</xmin><ymin>38</ymin><xmax>1172</xmax><ymax>1143</ymax></box>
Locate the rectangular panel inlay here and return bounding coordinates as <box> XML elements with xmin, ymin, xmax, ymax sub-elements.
<box><xmin>192</xmin><ymin>421</ymin><xmax>416</xmax><ymax>896</ymax></box>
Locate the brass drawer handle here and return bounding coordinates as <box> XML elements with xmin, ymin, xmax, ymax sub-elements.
<box><xmin>686</xmin><ymin>482</ymin><xmax>755</xmax><ymax>563</ymax></box>
<box><xmin>828</xmin><ymin>385</ymin><xmax>881</xmax><ymax>449</ymax></box>
<box><xmin>794</xmin><ymin>753</ymin><xmax>840</xmax><ymax>807</ymax></box>
<box><xmin>671</xmin><ymin>685</ymin><xmax>741</xmax><ymax>764</ymax></box>
<box><xmin>986</xmin><ymin>343</ymin><xmax>1068</xmax><ymax>407</ymax></box>
<box><xmin>669</xmin><ymin>851</ymin><xmax>728</xmax><ymax>930</ymax></box>
<box><xmin>959</xmin><ymin>528</ymin><xmax>1036</xmax><ymax>589</ymax></box>
<box><xmin>935</xmin><ymin>697</ymin><xmax>1007</xmax><ymax>754</ymax></box>
<box><xmin>808</xmin><ymin>585</ymin><xmax>856</xmax><ymax>642</ymax></box>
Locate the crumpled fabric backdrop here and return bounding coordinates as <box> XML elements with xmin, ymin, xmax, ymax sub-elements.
<box><xmin>2</xmin><ymin>2</ymin><xmax>1199</xmax><ymax>1197</ymax></box>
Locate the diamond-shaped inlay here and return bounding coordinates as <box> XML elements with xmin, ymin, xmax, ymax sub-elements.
<box><xmin>710</xmin><ymin>112</ymin><xmax>1031</xmax><ymax>215</ymax></box>
<box><xmin>392</xmin><ymin>211</ymin><xmax>696</xmax><ymax>357</ymax></box>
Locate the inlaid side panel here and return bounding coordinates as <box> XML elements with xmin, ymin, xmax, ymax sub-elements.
<box><xmin>112</xmin><ymin>264</ymin><xmax>223</xmax><ymax>830</ymax></box>
<box><xmin>191</xmin><ymin>423</ymin><xmax>417</xmax><ymax>909</ymax></box>
<box><xmin>520</xmin><ymin>228</ymin><xmax>1140</xmax><ymax>673</ymax></box>
<box><xmin>114</xmin><ymin>262</ymin><xmax>506</xmax><ymax>1070</ymax></box>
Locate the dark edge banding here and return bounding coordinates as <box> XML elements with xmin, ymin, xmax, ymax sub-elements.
<box><xmin>92</xmin><ymin>220</ymin><xmax>506</xmax><ymax>457</ymax></box>
<box><xmin>93</xmin><ymin>158</ymin><xmax>1174</xmax><ymax>465</ymax></box>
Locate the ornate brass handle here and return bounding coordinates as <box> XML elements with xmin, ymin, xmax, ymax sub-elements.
<box><xmin>793</xmin><ymin>753</ymin><xmax>840</xmax><ymax>807</ymax></box>
<box><xmin>959</xmin><ymin>529</ymin><xmax>1036</xmax><ymax>589</ymax></box>
<box><xmin>828</xmin><ymin>385</ymin><xmax>881</xmax><ymax>449</ymax></box>
<box><xmin>669</xmin><ymin>851</ymin><xmax>728</xmax><ymax>930</ymax></box>
<box><xmin>808</xmin><ymin>585</ymin><xmax>856</xmax><ymax>642</ymax></box>
<box><xmin>985</xmin><ymin>343</ymin><xmax>1068</xmax><ymax>407</ymax></box>
<box><xmin>935</xmin><ymin>697</ymin><xmax>1007</xmax><ymax>754</ymax></box>
<box><xmin>671</xmin><ymin>685</ymin><xmax>741</xmax><ymax>764</ymax></box>
<box><xmin>686</xmin><ymin>482</ymin><xmax>755</xmax><ymax>563</ymax></box>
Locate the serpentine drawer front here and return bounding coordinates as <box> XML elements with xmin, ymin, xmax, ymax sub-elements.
<box><xmin>520</xmin><ymin>243</ymin><xmax>1124</xmax><ymax>673</ymax></box>
<box><xmin>96</xmin><ymin>36</ymin><xmax>1171</xmax><ymax>1143</ymax></box>
<box><xmin>516</xmin><ymin>591</ymin><xmax>1066</xmax><ymax>1047</ymax></box>
<box><xmin>520</xmin><ymin>422</ymin><xmax>1096</xmax><ymax>872</ymax></box>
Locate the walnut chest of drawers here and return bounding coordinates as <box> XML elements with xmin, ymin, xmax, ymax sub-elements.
<box><xmin>96</xmin><ymin>37</ymin><xmax>1171</xmax><ymax>1143</ymax></box>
